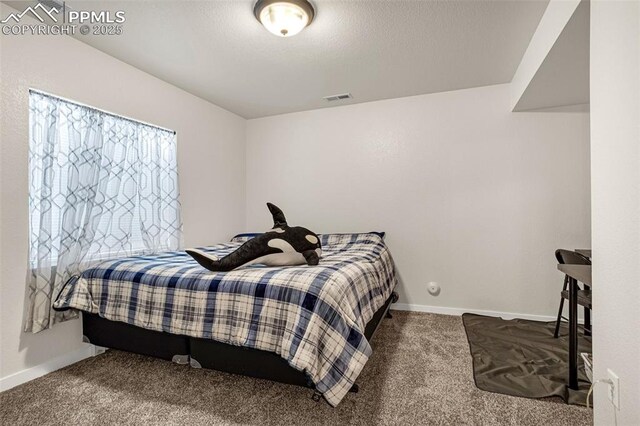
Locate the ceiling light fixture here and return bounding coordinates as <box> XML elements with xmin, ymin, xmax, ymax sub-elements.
<box><xmin>254</xmin><ymin>0</ymin><xmax>315</xmax><ymax>37</ymax></box>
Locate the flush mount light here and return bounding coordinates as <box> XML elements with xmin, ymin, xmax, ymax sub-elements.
<box><xmin>254</xmin><ymin>0</ymin><xmax>315</xmax><ymax>37</ymax></box>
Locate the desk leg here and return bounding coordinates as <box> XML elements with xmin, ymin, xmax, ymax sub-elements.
<box><xmin>569</xmin><ymin>277</ymin><xmax>579</xmax><ymax>389</ymax></box>
<box><xmin>584</xmin><ymin>285</ymin><xmax>591</xmax><ymax>337</ymax></box>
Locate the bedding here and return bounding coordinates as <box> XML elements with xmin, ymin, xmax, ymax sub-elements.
<box><xmin>53</xmin><ymin>232</ymin><xmax>397</xmax><ymax>406</ymax></box>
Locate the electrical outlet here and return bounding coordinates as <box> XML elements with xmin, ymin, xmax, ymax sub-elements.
<box><xmin>607</xmin><ymin>369</ymin><xmax>620</xmax><ymax>410</ymax></box>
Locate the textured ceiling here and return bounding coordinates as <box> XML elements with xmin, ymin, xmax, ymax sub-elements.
<box><xmin>5</xmin><ymin>0</ymin><xmax>549</xmax><ymax>118</ymax></box>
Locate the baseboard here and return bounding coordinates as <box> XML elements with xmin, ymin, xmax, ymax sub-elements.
<box><xmin>0</xmin><ymin>345</ymin><xmax>94</xmax><ymax>392</ymax></box>
<box><xmin>391</xmin><ymin>303</ymin><xmax>558</xmax><ymax>322</ymax></box>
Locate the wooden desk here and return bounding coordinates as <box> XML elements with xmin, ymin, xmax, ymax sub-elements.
<box><xmin>558</xmin><ymin>264</ymin><xmax>592</xmax><ymax>286</ymax></box>
<box><xmin>557</xmin><ymin>263</ymin><xmax>592</xmax><ymax>390</ymax></box>
<box><xmin>575</xmin><ymin>249</ymin><xmax>592</xmax><ymax>258</ymax></box>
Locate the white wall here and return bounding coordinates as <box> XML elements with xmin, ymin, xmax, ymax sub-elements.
<box><xmin>246</xmin><ymin>84</ymin><xmax>591</xmax><ymax>318</ymax></box>
<box><xmin>0</xmin><ymin>3</ymin><xmax>245</xmax><ymax>383</ymax></box>
<box><xmin>510</xmin><ymin>0</ymin><xmax>586</xmax><ymax>111</ymax></box>
<box><xmin>590</xmin><ymin>1</ymin><xmax>640</xmax><ymax>424</ymax></box>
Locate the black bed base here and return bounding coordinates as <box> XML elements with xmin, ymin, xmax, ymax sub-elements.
<box><xmin>82</xmin><ymin>292</ymin><xmax>399</xmax><ymax>395</ymax></box>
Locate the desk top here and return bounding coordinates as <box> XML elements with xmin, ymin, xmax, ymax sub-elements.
<box><xmin>575</xmin><ymin>249</ymin><xmax>592</xmax><ymax>258</ymax></box>
<box><xmin>558</xmin><ymin>264</ymin><xmax>592</xmax><ymax>286</ymax></box>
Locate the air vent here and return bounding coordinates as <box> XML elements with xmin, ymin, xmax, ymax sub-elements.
<box><xmin>323</xmin><ymin>93</ymin><xmax>352</xmax><ymax>102</ymax></box>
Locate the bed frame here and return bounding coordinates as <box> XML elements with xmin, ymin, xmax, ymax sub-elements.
<box><xmin>82</xmin><ymin>291</ymin><xmax>399</xmax><ymax>398</ymax></box>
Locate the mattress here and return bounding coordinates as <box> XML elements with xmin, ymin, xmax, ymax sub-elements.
<box><xmin>53</xmin><ymin>232</ymin><xmax>397</xmax><ymax>406</ymax></box>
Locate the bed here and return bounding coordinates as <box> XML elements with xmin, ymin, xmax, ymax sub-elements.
<box><xmin>53</xmin><ymin>232</ymin><xmax>398</xmax><ymax>406</ymax></box>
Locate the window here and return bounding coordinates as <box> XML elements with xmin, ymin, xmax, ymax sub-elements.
<box><xmin>28</xmin><ymin>90</ymin><xmax>182</xmax><ymax>264</ymax></box>
<box><xmin>26</xmin><ymin>90</ymin><xmax>182</xmax><ymax>332</ymax></box>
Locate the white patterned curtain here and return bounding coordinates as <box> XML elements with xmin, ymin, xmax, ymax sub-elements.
<box><xmin>26</xmin><ymin>90</ymin><xmax>182</xmax><ymax>333</ymax></box>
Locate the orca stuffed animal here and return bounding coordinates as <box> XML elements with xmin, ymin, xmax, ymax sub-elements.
<box><xmin>186</xmin><ymin>203</ymin><xmax>321</xmax><ymax>272</ymax></box>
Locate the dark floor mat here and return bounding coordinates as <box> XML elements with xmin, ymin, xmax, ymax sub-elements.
<box><xmin>462</xmin><ymin>313</ymin><xmax>592</xmax><ymax>406</ymax></box>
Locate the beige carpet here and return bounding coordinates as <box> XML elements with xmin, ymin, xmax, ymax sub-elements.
<box><xmin>0</xmin><ymin>312</ymin><xmax>592</xmax><ymax>425</ymax></box>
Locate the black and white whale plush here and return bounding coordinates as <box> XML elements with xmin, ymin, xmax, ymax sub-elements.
<box><xmin>186</xmin><ymin>203</ymin><xmax>322</xmax><ymax>272</ymax></box>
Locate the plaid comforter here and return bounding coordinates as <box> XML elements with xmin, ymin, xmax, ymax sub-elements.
<box><xmin>53</xmin><ymin>232</ymin><xmax>397</xmax><ymax>406</ymax></box>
